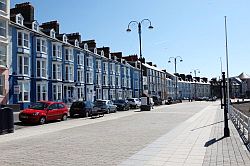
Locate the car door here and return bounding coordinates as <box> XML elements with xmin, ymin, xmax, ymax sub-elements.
<box><xmin>47</xmin><ymin>104</ymin><xmax>59</xmax><ymax>121</ymax></box>
<box><xmin>57</xmin><ymin>103</ymin><xmax>66</xmax><ymax>118</ymax></box>
<box><xmin>109</xmin><ymin>101</ymin><xmax>116</xmax><ymax>112</ymax></box>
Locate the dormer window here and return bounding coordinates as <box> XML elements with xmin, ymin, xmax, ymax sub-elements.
<box><xmin>101</xmin><ymin>50</ymin><xmax>104</xmax><ymax>57</ymax></box>
<box><xmin>16</xmin><ymin>14</ymin><xmax>24</xmax><ymax>26</ymax></box>
<box><xmin>75</xmin><ymin>40</ymin><xmax>79</xmax><ymax>47</ymax></box>
<box><xmin>32</xmin><ymin>21</ymin><xmax>39</xmax><ymax>32</ymax></box>
<box><xmin>50</xmin><ymin>29</ymin><xmax>56</xmax><ymax>39</ymax></box>
<box><xmin>0</xmin><ymin>0</ymin><xmax>7</xmax><ymax>12</ymax></box>
<box><xmin>94</xmin><ymin>48</ymin><xmax>97</xmax><ymax>54</ymax></box>
<box><xmin>84</xmin><ymin>43</ymin><xmax>88</xmax><ymax>50</ymax></box>
<box><xmin>63</xmin><ymin>34</ymin><xmax>67</xmax><ymax>43</ymax></box>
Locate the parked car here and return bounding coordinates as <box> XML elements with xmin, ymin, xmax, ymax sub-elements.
<box><xmin>152</xmin><ymin>96</ymin><xmax>163</xmax><ymax>105</ymax></box>
<box><xmin>94</xmin><ymin>100</ymin><xmax>117</xmax><ymax>114</ymax></box>
<box><xmin>70</xmin><ymin>101</ymin><xmax>102</xmax><ymax>118</ymax></box>
<box><xmin>19</xmin><ymin>101</ymin><xmax>68</xmax><ymax>125</ymax></box>
<box><xmin>127</xmin><ymin>98</ymin><xmax>141</xmax><ymax>108</ymax></box>
<box><xmin>113</xmin><ymin>99</ymin><xmax>130</xmax><ymax>111</ymax></box>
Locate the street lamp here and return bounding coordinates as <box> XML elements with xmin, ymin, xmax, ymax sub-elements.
<box><xmin>168</xmin><ymin>56</ymin><xmax>183</xmax><ymax>100</ymax></box>
<box><xmin>190</xmin><ymin>69</ymin><xmax>200</xmax><ymax>99</ymax></box>
<box><xmin>126</xmin><ymin>19</ymin><xmax>154</xmax><ymax>98</ymax></box>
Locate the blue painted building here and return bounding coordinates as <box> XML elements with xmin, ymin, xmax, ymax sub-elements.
<box><xmin>8</xmin><ymin>2</ymin><xmax>142</xmax><ymax>109</ymax></box>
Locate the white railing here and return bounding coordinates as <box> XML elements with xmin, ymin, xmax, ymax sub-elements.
<box><xmin>229</xmin><ymin>105</ymin><xmax>250</xmax><ymax>143</ymax></box>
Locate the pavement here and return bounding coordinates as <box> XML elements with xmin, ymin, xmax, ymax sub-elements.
<box><xmin>119</xmin><ymin>102</ymin><xmax>250</xmax><ymax>166</ymax></box>
<box><xmin>1</xmin><ymin>102</ymin><xmax>250</xmax><ymax>166</ymax></box>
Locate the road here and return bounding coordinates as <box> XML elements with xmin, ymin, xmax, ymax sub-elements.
<box><xmin>0</xmin><ymin>101</ymin><xmax>214</xmax><ymax>166</ymax></box>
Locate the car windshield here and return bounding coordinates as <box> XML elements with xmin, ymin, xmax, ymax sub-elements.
<box><xmin>95</xmin><ymin>101</ymin><xmax>106</xmax><ymax>106</ymax></box>
<box><xmin>71</xmin><ymin>102</ymin><xmax>85</xmax><ymax>108</ymax></box>
<box><xmin>127</xmin><ymin>99</ymin><xmax>134</xmax><ymax>102</ymax></box>
<box><xmin>30</xmin><ymin>102</ymin><xmax>49</xmax><ymax>110</ymax></box>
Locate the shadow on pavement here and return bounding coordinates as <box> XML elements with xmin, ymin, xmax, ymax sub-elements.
<box><xmin>204</xmin><ymin>136</ymin><xmax>225</xmax><ymax>147</ymax></box>
<box><xmin>191</xmin><ymin>120</ymin><xmax>224</xmax><ymax>131</ymax></box>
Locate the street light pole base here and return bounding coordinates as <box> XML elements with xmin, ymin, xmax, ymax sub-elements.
<box><xmin>224</xmin><ymin>127</ymin><xmax>230</xmax><ymax>137</ymax></box>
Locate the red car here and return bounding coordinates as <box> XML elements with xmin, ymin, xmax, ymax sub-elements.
<box><xmin>19</xmin><ymin>101</ymin><xmax>68</xmax><ymax>125</ymax></box>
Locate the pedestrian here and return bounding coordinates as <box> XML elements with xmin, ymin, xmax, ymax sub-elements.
<box><xmin>150</xmin><ymin>97</ymin><xmax>154</xmax><ymax>109</ymax></box>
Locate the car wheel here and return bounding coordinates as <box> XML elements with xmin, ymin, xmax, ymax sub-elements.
<box><xmin>85</xmin><ymin>111</ymin><xmax>89</xmax><ymax>117</ymax></box>
<box><xmin>61</xmin><ymin>114</ymin><xmax>67</xmax><ymax>121</ymax></box>
<box><xmin>39</xmin><ymin>117</ymin><xmax>46</xmax><ymax>125</ymax></box>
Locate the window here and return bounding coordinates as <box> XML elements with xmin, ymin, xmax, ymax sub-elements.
<box><xmin>96</xmin><ymin>73</ymin><xmax>101</xmax><ymax>85</ymax></box>
<box><xmin>103</xmin><ymin>62</ymin><xmax>108</xmax><ymax>71</ymax></box>
<box><xmin>103</xmin><ymin>75</ymin><xmax>108</xmax><ymax>86</ymax></box>
<box><xmin>75</xmin><ymin>40</ymin><xmax>79</xmax><ymax>47</ymax></box>
<box><xmin>77</xmin><ymin>87</ymin><xmax>84</xmax><ymax>99</ymax></box>
<box><xmin>110</xmin><ymin>89</ymin><xmax>115</xmax><ymax>100</ymax></box>
<box><xmin>0</xmin><ymin>0</ymin><xmax>6</xmax><ymax>12</ymax></box>
<box><xmin>18</xmin><ymin>55</ymin><xmax>29</xmax><ymax>76</ymax></box>
<box><xmin>0</xmin><ymin>19</ymin><xmax>6</xmax><ymax>37</ymax></box>
<box><xmin>0</xmin><ymin>74</ymin><xmax>4</xmax><ymax>95</ymax></box>
<box><xmin>32</xmin><ymin>21</ymin><xmax>39</xmax><ymax>31</ymax></box>
<box><xmin>18</xmin><ymin>81</ymin><xmax>30</xmax><ymax>102</ymax></box>
<box><xmin>52</xmin><ymin>44</ymin><xmax>62</xmax><ymax>58</ymax></box>
<box><xmin>0</xmin><ymin>44</ymin><xmax>6</xmax><ymax>66</ymax></box>
<box><xmin>17</xmin><ymin>31</ymin><xmax>29</xmax><ymax>48</ymax></box>
<box><xmin>63</xmin><ymin>35</ymin><xmax>67</xmax><ymax>43</ymax></box>
<box><xmin>50</xmin><ymin>29</ymin><xmax>55</xmax><ymax>38</ymax></box>
<box><xmin>16</xmin><ymin>14</ymin><xmax>24</xmax><ymax>26</ymax></box>
<box><xmin>37</xmin><ymin>59</ymin><xmax>47</xmax><ymax>78</ymax></box>
<box><xmin>65</xmin><ymin>65</ymin><xmax>74</xmax><ymax>81</ymax></box>
<box><xmin>37</xmin><ymin>83</ymin><xmax>47</xmax><ymax>101</ymax></box>
<box><xmin>36</xmin><ymin>38</ymin><xmax>47</xmax><ymax>53</ymax></box>
<box><xmin>110</xmin><ymin>75</ymin><xmax>115</xmax><ymax>86</ymax></box>
<box><xmin>77</xmin><ymin>69</ymin><xmax>84</xmax><ymax>83</ymax></box>
<box><xmin>86</xmin><ymin>71</ymin><xmax>93</xmax><ymax>84</ymax></box>
<box><xmin>52</xmin><ymin>63</ymin><xmax>62</xmax><ymax>80</ymax></box>
<box><xmin>96</xmin><ymin>60</ymin><xmax>101</xmax><ymax>70</ymax></box>
<box><xmin>53</xmin><ymin>84</ymin><xmax>62</xmax><ymax>101</ymax></box>
<box><xmin>86</xmin><ymin>56</ymin><xmax>93</xmax><ymax>68</ymax></box>
<box><xmin>77</xmin><ymin>53</ymin><xmax>84</xmax><ymax>66</ymax></box>
<box><xmin>84</xmin><ymin>43</ymin><xmax>88</xmax><ymax>50</ymax></box>
<box><xmin>116</xmin><ymin>76</ymin><xmax>121</xmax><ymax>87</ymax></box>
<box><xmin>116</xmin><ymin>65</ymin><xmax>120</xmax><ymax>74</ymax></box>
<box><xmin>65</xmin><ymin>48</ymin><xmax>73</xmax><ymax>61</ymax></box>
<box><xmin>96</xmin><ymin>88</ymin><xmax>102</xmax><ymax>100</ymax></box>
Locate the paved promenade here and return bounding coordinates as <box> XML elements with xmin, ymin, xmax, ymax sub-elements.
<box><xmin>119</xmin><ymin>103</ymin><xmax>250</xmax><ymax>166</ymax></box>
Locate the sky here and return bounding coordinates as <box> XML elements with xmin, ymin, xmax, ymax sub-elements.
<box><xmin>10</xmin><ymin>0</ymin><xmax>250</xmax><ymax>79</ymax></box>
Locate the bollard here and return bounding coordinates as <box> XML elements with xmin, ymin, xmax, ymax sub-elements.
<box><xmin>4</xmin><ymin>107</ymin><xmax>14</xmax><ymax>133</ymax></box>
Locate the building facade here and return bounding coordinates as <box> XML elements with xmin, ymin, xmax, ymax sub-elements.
<box><xmin>0</xmin><ymin>0</ymin><xmax>9</xmax><ymax>105</ymax></box>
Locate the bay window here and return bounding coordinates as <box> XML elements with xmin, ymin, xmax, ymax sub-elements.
<box><xmin>65</xmin><ymin>65</ymin><xmax>74</xmax><ymax>81</ymax></box>
<box><xmin>17</xmin><ymin>31</ymin><xmax>29</xmax><ymax>48</ymax></box>
<box><xmin>86</xmin><ymin>71</ymin><xmax>93</xmax><ymax>84</ymax></box>
<box><xmin>77</xmin><ymin>69</ymin><xmax>84</xmax><ymax>83</ymax></box>
<box><xmin>103</xmin><ymin>75</ymin><xmax>108</xmax><ymax>86</ymax></box>
<box><xmin>18</xmin><ymin>54</ymin><xmax>29</xmax><ymax>76</ymax></box>
<box><xmin>96</xmin><ymin>73</ymin><xmax>101</xmax><ymax>85</ymax></box>
<box><xmin>77</xmin><ymin>53</ymin><xmax>84</xmax><ymax>66</ymax></box>
<box><xmin>65</xmin><ymin>48</ymin><xmax>73</xmax><ymax>61</ymax></box>
<box><xmin>52</xmin><ymin>84</ymin><xmax>62</xmax><ymax>101</ymax></box>
<box><xmin>37</xmin><ymin>83</ymin><xmax>47</xmax><ymax>101</ymax></box>
<box><xmin>36</xmin><ymin>38</ymin><xmax>47</xmax><ymax>53</ymax></box>
<box><xmin>0</xmin><ymin>44</ymin><xmax>6</xmax><ymax>66</ymax></box>
<box><xmin>0</xmin><ymin>0</ymin><xmax>7</xmax><ymax>12</ymax></box>
<box><xmin>18</xmin><ymin>81</ymin><xmax>30</xmax><ymax>102</ymax></box>
<box><xmin>0</xmin><ymin>19</ymin><xmax>6</xmax><ymax>38</ymax></box>
<box><xmin>77</xmin><ymin>87</ymin><xmax>84</xmax><ymax>99</ymax></box>
<box><xmin>96</xmin><ymin>88</ymin><xmax>102</xmax><ymax>100</ymax></box>
<box><xmin>52</xmin><ymin>44</ymin><xmax>62</xmax><ymax>58</ymax></box>
<box><xmin>86</xmin><ymin>56</ymin><xmax>93</xmax><ymax>68</ymax></box>
<box><xmin>96</xmin><ymin>60</ymin><xmax>101</xmax><ymax>70</ymax></box>
<box><xmin>37</xmin><ymin>59</ymin><xmax>47</xmax><ymax>78</ymax></box>
<box><xmin>52</xmin><ymin>63</ymin><xmax>62</xmax><ymax>80</ymax></box>
<box><xmin>103</xmin><ymin>62</ymin><xmax>108</xmax><ymax>72</ymax></box>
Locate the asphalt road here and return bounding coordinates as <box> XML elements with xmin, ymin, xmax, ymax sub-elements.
<box><xmin>1</xmin><ymin>101</ymin><xmax>214</xmax><ymax>166</ymax></box>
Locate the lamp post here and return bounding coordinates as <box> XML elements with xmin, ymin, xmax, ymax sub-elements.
<box><xmin>126</xmin><ymin>19</ymin><xmax>154</xmax><ymax>98</ymax></box>
<box><xmin>168</xmin><ymin>56</ymin><xmax>183</xmax><ymax>100</ymax></box>
<box><xmin>190</xmin><ymin>69</ymin><xmax>200</xmax><ymax>99</ymax></box>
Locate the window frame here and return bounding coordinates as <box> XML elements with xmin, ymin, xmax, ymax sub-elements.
<box><xmin>36</xmin><ymin>59</ymin><xmax>47</xmax><ymax>78</ymax></box>
<box><xmin>17</xmin><ymin>31</ymin><xmax>30</xmax><ymax>48</ymax></box>
<box><xmin>0</xmin><ymin>43</ymin><xmax>7</xmax><ymax>67</ymax></box>
<box><xmin>18</xmin><ymin>54</ymin><xmax>30</xmax><ymax>76</ymax></box>
<box><xmin>36</xmin><ymin>82</ymin><xmax>48</xmax><ymax>101</ymax></box>
<box><xmin>0</xmin><ymin>74</ymin><xmax>4</xmax><ymax>96</ymax></box>
<box><xmin>18</xmin><ymin>80</ymin><xmax>30</xmax><ymax>102</ymax></box>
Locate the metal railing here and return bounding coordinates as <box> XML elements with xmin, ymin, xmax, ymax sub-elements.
<box><xmin>229</xmin><ymin>105</ymin><xmax>250</xmax><ymax>143</ymax></box>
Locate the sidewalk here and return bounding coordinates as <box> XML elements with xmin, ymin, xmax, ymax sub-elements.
<box><xmin>119</xmin><ymin>102</ymin><xmax>250</xmax><ymax>166</ymax></box>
